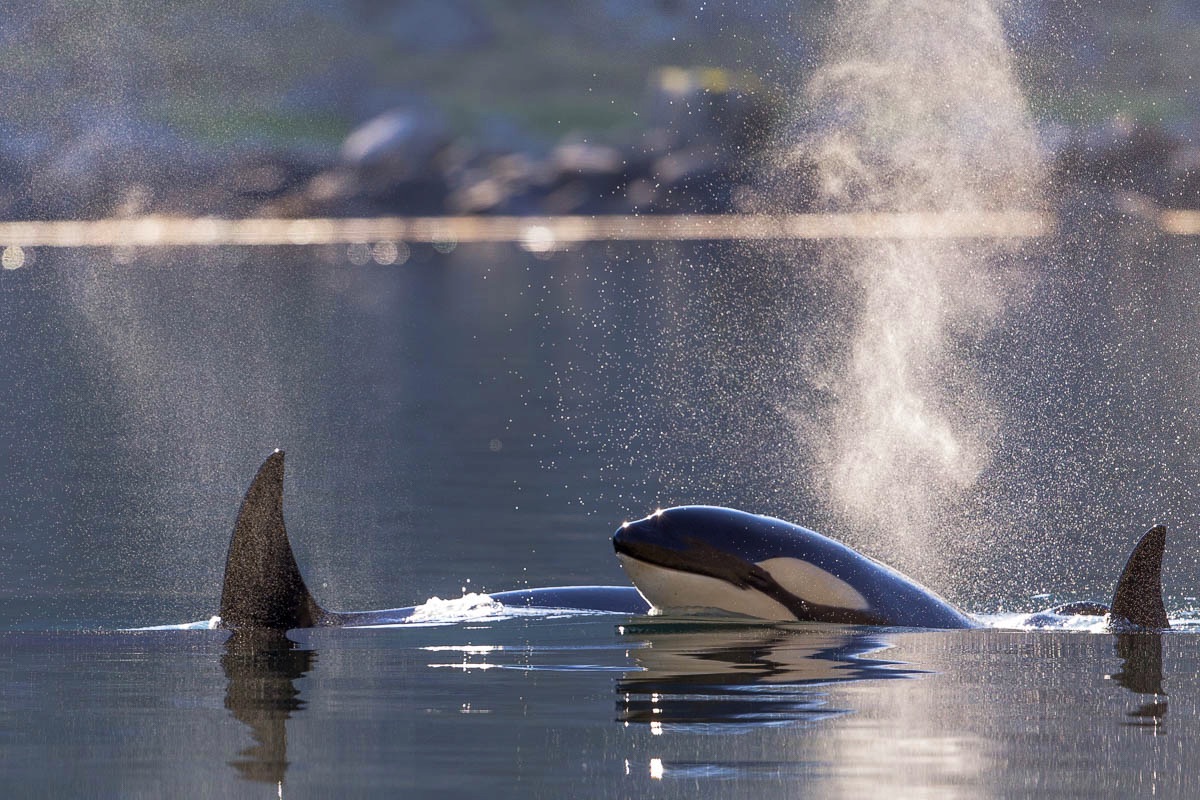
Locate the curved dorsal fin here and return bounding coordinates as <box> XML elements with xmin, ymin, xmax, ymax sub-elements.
<box><xmin>1110</xmin><ymin>524</ymin><xmax>1169</xmax><ymax>630</ymax></box>
<box><xmin>218</xmin><ymin>451</ymin><xmax>326</xmax><ymax>629</ymax></box>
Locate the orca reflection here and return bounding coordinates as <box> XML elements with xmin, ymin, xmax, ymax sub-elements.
<box><xmin>222</xmin><ymin>629</ymin><xmax>315</xmax><ymax>785</ymax></box>
<box><xmin>616</xmin><ymin>621</ymin><xmax>916</xmax><ymax>727</ymax></box>
<box><xmin>1110</xmin><ymin>633</ymin><xmax>1167</xmax><ymax>731</ymax></box>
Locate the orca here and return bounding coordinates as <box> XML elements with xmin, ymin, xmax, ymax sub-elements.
<box><xmin>217</xmin><ymin>450</ymin><xmax>649</xmax><ymax>630</ymax></box>
<box><xmin>217</xmin><ymin>451</ymin><xmax>1169</xmax><ymax>632</ymax></box>
<box><xmin>612</xmin><ymin>506</ymin><xmax>1170</xmax><ymax>630</ymax></box>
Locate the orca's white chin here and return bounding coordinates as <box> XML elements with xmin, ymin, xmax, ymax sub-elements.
<box><xmin>615</xmin><ymin>553</ymin><xmax>798</xmax><ymax>620</ymax></box>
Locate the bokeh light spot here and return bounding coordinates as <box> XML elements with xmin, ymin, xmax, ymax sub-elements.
<box><xmin>1</xmin><ymin>245</ymin><xmax>25</xmax><ymax>270</ymax></box>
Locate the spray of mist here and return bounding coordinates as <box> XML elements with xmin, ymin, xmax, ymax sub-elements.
<box><xmin>788</xmin><ymin>1</ymin><xmax>1044</xmax><ymax>572</ymax></box>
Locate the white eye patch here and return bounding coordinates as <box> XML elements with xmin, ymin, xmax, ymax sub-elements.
<box><xmin>756</xmin><ymin>558</ymin><xmax>870</xmax><ymax>611</ymax></box>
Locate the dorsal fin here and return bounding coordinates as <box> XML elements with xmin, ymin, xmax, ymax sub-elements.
<box><xmin>218</xmin><ymin>451</ymin><xmax>326</xmax><ymax>629</ymax></box>
<box><xmin>1110</xmin><ymin>524</ymin><xmax>1169</xmax><ymax>630</ymax></box>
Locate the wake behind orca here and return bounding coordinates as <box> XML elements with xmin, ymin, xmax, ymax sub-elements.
<box><xmin>215</xmin><ymin>451</ymin><xmax>1168</xmax><ymax>632</ymax></box>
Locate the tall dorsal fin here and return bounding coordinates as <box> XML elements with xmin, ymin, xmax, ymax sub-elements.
<box><xmin>1110</xmin><ymin>524</ymin><xmax>1169</xmax><ymax>630</ymax></box>
<box><xmin>218</xmin><ymin>450</ymin><xmax>326</xmax><ymax>629</ymax></box>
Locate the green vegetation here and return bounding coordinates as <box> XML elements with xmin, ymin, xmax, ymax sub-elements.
<box><xmin>1</xmin><ymin>3</ymin><xmax>1199</xmax><ymax>154</ymax></box>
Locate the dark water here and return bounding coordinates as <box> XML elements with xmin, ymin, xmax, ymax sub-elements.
<box><xmin>0</xmin><ymin>622</ymin><xmax>1193</xmax><ymax>798</ymax></box>
<box><xmin>1</xmin><ymin>232</ymin><xmax>1200</xmax><ymax>796</ymax></box>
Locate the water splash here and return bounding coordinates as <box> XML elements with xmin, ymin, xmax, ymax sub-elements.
<box><xmin>403</xmin><ymin>593</ymin><xmax>507</xmax><ymax>624</ymax></box>
<box><xmin>786</xmin><ymin>1</ymin><xmax>1045</xmax><ymax>576</ymax></box>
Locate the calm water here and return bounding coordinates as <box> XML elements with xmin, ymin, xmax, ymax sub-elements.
<box><xmin>0</xmin><ymin>622</ymin><xmax>1194</xmax><ymax>798</ymax></box>
<box><xmin>2</xmin><ymin>231</ymin><xmax>1200</xmax><ymax>796</ymax></box>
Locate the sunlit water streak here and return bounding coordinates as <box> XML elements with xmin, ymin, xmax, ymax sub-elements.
<box><xmin>0</xmin><ymin>211</ymin><xmax>1052</xmax><ymax>252</ymax></box>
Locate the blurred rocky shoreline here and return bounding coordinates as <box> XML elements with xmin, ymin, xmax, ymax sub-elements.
<box><xmin>1</xmin><ymin>2</ymin><xmax>1198</xmax><ymax>223</ymax></box>
<box><xmin>5</xmin><ymin>82</ymin><xmax>1197</xmax><ymax>224</ymax></box>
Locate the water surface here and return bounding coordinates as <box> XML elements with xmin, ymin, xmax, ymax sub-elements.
<box><xmin>1</xmin><ymin>234</ymin><xmax>1199</xmax><ymax>796</ymax></box>
<box><xmin>0</xmin><ymin>621</ymin><xmax>1193</xmax><ymax>798</ymax></box>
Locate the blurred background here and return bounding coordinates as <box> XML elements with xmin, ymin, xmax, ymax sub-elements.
<box><xmin>0</xmin><ymin>1</ymin><xmax>1197</xmax><ymax>221</ymax></box>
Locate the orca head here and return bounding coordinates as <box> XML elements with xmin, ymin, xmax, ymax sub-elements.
<box><xmin>612</xmin><ymin>506</ymin><xmax>882</xmax><ymax>624</ymax></box>
<box><xmin>218</xmin><ymin>450</ymin><xmax>329</xmax><ymax>630</ymax></box>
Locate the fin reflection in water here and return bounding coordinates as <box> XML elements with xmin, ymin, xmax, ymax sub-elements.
<box><xmin>221</xmin><ymin>629</ymin><xmax>316</xmax><ymax>785</ymax></box>
<box><xmin>616</xmin><ymin>622</ymin><xmax>919</xmax><ymax>728</ymax></box>
<box><xmin>1110</xmin><ymin>633</ymin><xmax>1167</xmax><ymax>731</ymax></box>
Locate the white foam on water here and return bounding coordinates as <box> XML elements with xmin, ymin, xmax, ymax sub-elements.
<box><xmin>977</xmin><ymin>612</ymin><xmax>1112</xmax><ymax>633</ymax></box>
<box><xmin>128</xmin><ymin>615</ymin><xmax>222</xmax><ymax>631</ymax></box>
<box><xmin>400</xmin><ymin>592</ymin><xmax>507</xmax><ymax>624</ymax></box>
<box><xmin>351</xmin><ymin>593</ymin><xmax>615</xmax><ymax>628</ymax></box>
